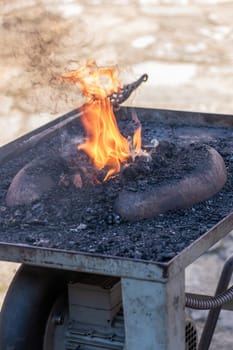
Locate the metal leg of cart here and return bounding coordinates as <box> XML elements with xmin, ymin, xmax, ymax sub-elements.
<box><xmin>122</xmin><ymin>271</ymin><xmax>185</xmax><ymax>350</ymax></box>
<box><xmin>198</xmin><ymin>254</ymin><xmax>233</xmax><ymax>350</ymax></box>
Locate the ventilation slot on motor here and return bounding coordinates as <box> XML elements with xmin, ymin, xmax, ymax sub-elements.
<box><xmin>185</xmin><ymin>319</ymin><xmax>198</xmax><ymax>350</ymax></box>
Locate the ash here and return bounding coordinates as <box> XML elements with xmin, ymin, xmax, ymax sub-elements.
<box><xmin>0</xmin><ymin>117</ymin><xmax>233</xmax><ymax>263</ymax></box>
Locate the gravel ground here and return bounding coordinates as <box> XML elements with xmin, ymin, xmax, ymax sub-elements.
<box><xmin>1</xmin><ymin>1</ymin><xmax>233</xmax><ymax>348</ymax></box>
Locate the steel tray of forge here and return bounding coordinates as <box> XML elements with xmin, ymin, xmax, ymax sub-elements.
<box><xmin>0</xmin><ymin>107</ymin><xmax>233</xmax><ymax>349</ymax></box>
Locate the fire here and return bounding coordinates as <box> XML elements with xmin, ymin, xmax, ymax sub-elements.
<box><xmin>62</xmin><ymin>60</ymin><xmax>142</xmax><ymax>180</ymax></box>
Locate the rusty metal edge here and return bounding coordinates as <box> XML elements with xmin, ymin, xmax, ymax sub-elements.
<box><xmin>0</xmin><ymin>242</ymin><xmax>167</xmax><ymax>282</ymax></box>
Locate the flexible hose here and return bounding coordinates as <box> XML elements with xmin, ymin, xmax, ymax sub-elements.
<box><xmin>185</xmin><ymin>284</ymin><xmax>233</xmax><ymax>309</ymax></box>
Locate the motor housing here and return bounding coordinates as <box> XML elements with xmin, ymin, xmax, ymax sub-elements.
<box><xmin>44</xmin><ymin>275</ymin><xmax>198</xmax><ymax>350</ymax></box>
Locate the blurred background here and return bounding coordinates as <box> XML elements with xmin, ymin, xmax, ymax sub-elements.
<box><xmin>2</xmin><ymin>0</ymin><xmax>233</xmax><ymax>146</ymax></box>
<box><xmin>1</xmin><ymin>0</ymin><xmax>233</xmax><ymax>348</ymax></box>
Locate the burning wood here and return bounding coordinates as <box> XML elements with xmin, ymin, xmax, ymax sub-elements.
<box><xmin>62</xmin><ymin>60</ymin><xmax>148</xmax><ymax>181</ymax></box>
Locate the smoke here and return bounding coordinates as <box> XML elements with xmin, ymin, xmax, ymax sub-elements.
<box><xmin>0</xmin><ymin>1</ymin><xmax>136</xmax><ymax>145</ymax></box>
<box><xmin>0</xmin><ymin>1</ymin><xmax>89</xmax><ymax>117</ymax></box>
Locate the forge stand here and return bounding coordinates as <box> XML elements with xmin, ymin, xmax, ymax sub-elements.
<box><xmin>1</xmin><ymin>107</ymin><xmax>233</xmax><ymax>349</ymax></box>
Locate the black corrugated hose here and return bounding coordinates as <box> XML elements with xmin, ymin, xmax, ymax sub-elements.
<box><xmin>185</xmin><ymin>284</ymin><xmax>233</xmax><ymax>309</ymax></box>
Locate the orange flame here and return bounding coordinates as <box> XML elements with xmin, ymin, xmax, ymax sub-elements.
<box><xmin>62</xmin><ymin>60</ymin><xmax>142</xmax><ymax>180</ymax></box>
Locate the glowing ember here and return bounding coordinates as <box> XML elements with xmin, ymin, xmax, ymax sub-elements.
<box><xmin>62</xmin><ymin>60</ymin><xmax>142</xmax><ymax>180</ymax></box>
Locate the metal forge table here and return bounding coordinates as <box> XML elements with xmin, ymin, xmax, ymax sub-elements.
<box><xmin>1</xmin><ymin>107</ymin><xmax>233</xmax><ymax>350</ymax></box>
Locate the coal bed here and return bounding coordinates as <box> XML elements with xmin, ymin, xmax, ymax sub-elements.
<box><xmin>1</xmin><ymin>107</ymin><xmax>233</xmax><ymax>262</ymax></box>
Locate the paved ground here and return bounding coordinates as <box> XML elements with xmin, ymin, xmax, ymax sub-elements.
<box><xmin>1</xmin><ymin>1</ymin><xmax>233</xmax><ymax>348</ymax></box>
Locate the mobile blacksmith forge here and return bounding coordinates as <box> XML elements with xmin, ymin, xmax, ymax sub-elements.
<box><xmin>1</xmin><ymin>103</ymin><xmax>233</xmax><ymax>349</ymax></box>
